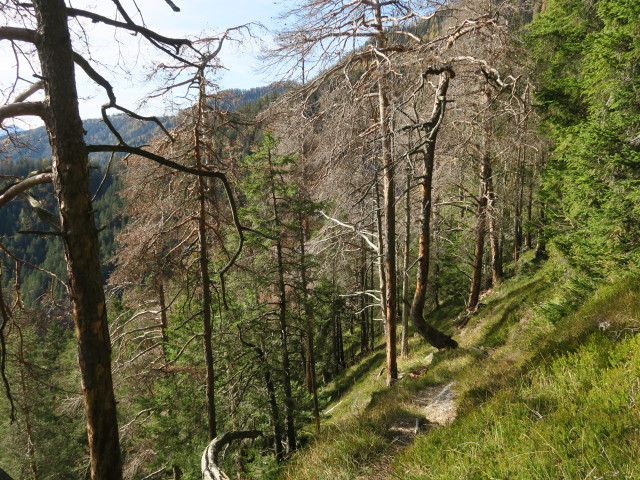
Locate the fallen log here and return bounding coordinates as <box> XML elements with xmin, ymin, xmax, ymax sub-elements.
<box><xmin>201</xmin><ymin>430</ymin><xmax>262</xmax><ymax>480</ymax></box>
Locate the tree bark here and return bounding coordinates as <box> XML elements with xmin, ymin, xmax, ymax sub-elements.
<box><xmin>409</xmin><ymin>69</ymin><xmax>458</xmax><ymax>350</ymax></box>
<box><xmin>194</xmin><ymin>78</ymin><xmax>217</xmax><ymax>441</ymax></box>
<box><xmin>400</xmin><ymin>170</ymin><xmax>411</xmax><ymax>357</ymax></box>
<box><xmin>359</xmin><ymin>238</ymin><xmax>369</xmax><ymax>355</ymax></box>
<box><xmin>201</xmin><ymin>430</ymin><xmax>262</xmax><ymax>480</ymax></box>
<box><xmin>244</xmin><ymin>340</ymin><xmax>283</xmax><ymax>462</ymax></box>
<box><xmin>487</xmin><ymin>156</ymin><xmax>503</xmax><ymax>285</ymax></box>
<box><xmin>374</xmin><ymin>178</ymin><xmax>387</xmax><ymax>331</ymax></box>
<box><xmin>33</xmin><ymin>1</ymin><xmax>122</xmax><ymax>477</ymax></box>
<box><xmin>155</xmin><ymin>275</ymin><xmax>169</xmax><ymax>360</ymax></box>
<box><xmin>468</xmin><ymin>153</ymin><xmax>490</xmax><ymax>313</ymax></box>
<box><xmin>300</xmin><ymin>215</ymin><xmax>320</xmax><ymax>433</ymax></box>
<box><xmin>513</xmin><ymin>145</ymin><xmax>524</xmax><ymax>263</ymax></box>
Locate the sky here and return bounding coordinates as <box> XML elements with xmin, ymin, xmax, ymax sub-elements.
<box><xmin>1</xmin><ymin>0</ymin><xmax>290</xmax><ymax>126</ymax></box>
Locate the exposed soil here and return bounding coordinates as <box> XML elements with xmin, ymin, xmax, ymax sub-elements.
<box><xmin>364</xmin><ymin>381</ymin><xmax>457</xmax><ymax>479</ymax></box>
<box><xmin>358</xmin><ymin>380</ymin><xmax>457</xmax><ymax>480</ymax></box>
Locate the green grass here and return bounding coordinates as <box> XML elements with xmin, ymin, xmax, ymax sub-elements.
<box><xmin>395</xmin><ymin>271</ymin><xmax>640</xmax><ymax>479</ymax></box>
<box><xmin>278</xmin><ymin>252</ymin><xmax>640</xmax><ymax>480</ymax></box>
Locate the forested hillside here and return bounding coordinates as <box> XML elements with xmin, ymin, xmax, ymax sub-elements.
<box><xmin>0</xmin><ymin>0</ymin><xmax>638</xmax><ymax>479</ymax></box>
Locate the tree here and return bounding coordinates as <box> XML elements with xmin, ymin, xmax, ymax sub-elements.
<box><xmin>527</xmin><ymin>0</ymin><xmax>640</xmax><ymax>274</ymax></box>
<box><xmin>0</xmin><ymin>2</ymin><xmax>244</xmax><ymax>478</ymax></box>
<box><xmin>271</xmin><ymin>0</ymin><xmax>450</xmax><ymax>385</ymax></box>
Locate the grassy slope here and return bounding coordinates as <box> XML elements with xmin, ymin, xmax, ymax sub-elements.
<box><xmin>279</xmin><ymin>251</ymin><xmax>640</xmax><ymax>479</ymax></box>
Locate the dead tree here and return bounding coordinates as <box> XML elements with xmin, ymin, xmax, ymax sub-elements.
<box><xmin>201</xmin><ymin>430</ymin><xmax>262</xmax><ymax>480</ymax></box>
<box><xmin>406</xmin><ymin>65</ymin><xmax>459</xmax><ymax>350</ymax></box>
<box><xmin>0</xmin><ymin>3</ymin><xmax>248</xmax><ymax>478</ymax></box>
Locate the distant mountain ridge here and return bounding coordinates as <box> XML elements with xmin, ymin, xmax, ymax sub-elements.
<box><xmin>0</xmin><ymin>84</ymin><xmax>287</xmax><ymax>165</ymax></box>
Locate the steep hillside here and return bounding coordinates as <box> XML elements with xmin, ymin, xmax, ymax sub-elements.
<box><xmin>278</xmin><ymin>252</ymin><xmax>640</xmax><ymax>479</ymax></box>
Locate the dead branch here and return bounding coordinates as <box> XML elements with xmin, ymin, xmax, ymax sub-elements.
<box><xmin>201</xmin><ymin>430</ymin><xmax>262</xmax><ymax>480</ymax></box>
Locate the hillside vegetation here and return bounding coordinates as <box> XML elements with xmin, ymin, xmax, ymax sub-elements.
<box><xmin>280</xmin><ymin>251</ymin><xmax>640</xmax><ymax>479</ymax></box>
<box><xmin>0</xmin><ymin>0</ymin><xmax>638</xmax><ymax>479</ymax></box>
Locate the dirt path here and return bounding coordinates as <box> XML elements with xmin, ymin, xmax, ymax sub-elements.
<box><xmin>364</xmin><ymin>381</ymin><xmax>457</xmax><ymax>479</ymax></box>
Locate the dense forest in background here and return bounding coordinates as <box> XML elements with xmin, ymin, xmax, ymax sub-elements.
<box><xmin>0</xmin><ymin>0</ymin><xmax>638</xmax><ymax>479</ymax></box>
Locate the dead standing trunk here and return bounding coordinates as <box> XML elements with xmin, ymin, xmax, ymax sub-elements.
<box><xmin>194</xmin><ymin>78</ymin><xmax>217</xmax><ymax>440</ymax></box>
<box><xmin>371</xmin><ymin>0</ymin><xmax>398</xmax><ymax>386</ymax></box>
<box><xmin>487</xmin><ymin>156</ymin><xmax>503</xmax><ymax>286</ymax></box>
<box><xmin>155</xmin><ymin>275</ymin><xmax>169</xmax><ymax>359</ymax></box>
<box><xmin>400</xmin><ymin>169</ymin><xmax>411</xmax><ymax>357</ymax></box>
<box><xmin>409</xmin><ymin>68</ymin><xmax>458</xmax><ymax>350</ymax></box>
<box><xmin>468</xmin><ymin>153</ymin><xmax>490</xmax><ymax>313</ymax></box>
<box><xmin>33</xmin><ymin>0</ymin><xmax>122</xmax><ymax>477</ymax></box>
<box><xmin>359</xmin><ymin>237</ymin><xmax>369</xmax><ymax>355</ymax></box>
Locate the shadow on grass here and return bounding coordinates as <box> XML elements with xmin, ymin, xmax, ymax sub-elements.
<box><xmin>474</xmin><ymin>277</ymin><xmax>548</xmax><ymax>347</ymax></box>
<box><xmin>320</xmin><ymin>350</ymin><xmax>386</xmax><ymax>407</ymax></box>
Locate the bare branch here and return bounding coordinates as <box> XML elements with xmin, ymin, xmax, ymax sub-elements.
<box><xmin>65</xmin><ymin>8</ymin><xmax>191</xmax><ymax>52</ymax></box>
<box><xmin>0</xmin><ymin>26</ymin><xmax>37</xmax><ymax>43</ymax></box>
<box><xmin>12</xmin><ymin>81</ymin><xmax>43</xmax><ymax>103</ymax></box>
<box><xmin>0</xmin><ymin>172</ymin><xmax>53</xmax><ymax>209</ymax></box>
<box><xmin>0</xmin><ymin>101</ymin><xmax>46</xmax><ymax>124</ymax></box>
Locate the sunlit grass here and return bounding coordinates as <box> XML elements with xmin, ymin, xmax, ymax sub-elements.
<box><xmin>279</xmin><ymin>251</ymin><xmax>640</xmax><ymax>480</ymax></box>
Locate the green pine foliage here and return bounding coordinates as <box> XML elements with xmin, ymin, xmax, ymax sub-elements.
<box><xmin>0</xmin><ymin>158</ymin><xmax>124</xmax><ymax>304</ymax></box>
<box><xmin>527</xmin><ymin>0</ymin><xmax>640</xmax><ymax>275</ymax></box>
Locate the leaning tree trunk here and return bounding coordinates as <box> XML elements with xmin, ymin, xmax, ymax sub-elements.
<box><xmin>409</xmin><ymin>68</ymin><xmax>458</xmax><ymax>350</ymax></box>
<box><xmin>33</xmin><ymin>1</ymin><xmax>122</xmax><ymax>478</ymax></box>
<box><xmin>201</xmin><ymin>430</ymin><xmax>262</xmax><ymax>480</ymax></box>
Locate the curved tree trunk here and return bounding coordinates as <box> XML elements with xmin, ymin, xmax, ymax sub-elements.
<box><xmin>33</xmin><ymin>1</ymin><xmax>122</xmax><ymax>477</ymax></box>
<box><xmin>201</xmin><ymin>430</ymin><xmax>262</xmax><ymax>480</ymax></box>
<box><xmin>409</xmin><ymin>68</ymin><xmax>458</xmax><ymax>350</ymax></box>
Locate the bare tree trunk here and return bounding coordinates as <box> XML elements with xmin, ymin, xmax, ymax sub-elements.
<box><xmin>370</xmin><ymin>0</ymin><xmax>398</xmax><ymax>386</ymax></box>
<box><xmin>194</xmin><ymin>79</ymin><xmax>216</xmax><ymax>441</ymax></box>
<box><xmin>155</xmin><ymin>275</ymin><xmax>169</xmax><ymax>359</ymax></box>
<box><xmin>242</xmin><ymin>340</ymin><xmax>283</xmax><ymax>462</ymax></box>
<box><xmin>487</xmin><ymin>156</ymin><xmax>503</xmax><ymax>286</ymax></box>
<box><xmin>337</xmin><ymin>309</ymin><xmax>345</xmax><ymax>369</ymax></box>
<box><xmin>513</xmin><ymin>145</ymin><xmax>524</xmax><ymax>263</ymax></box>
<box><xmin>359</xmin><ymin>239</ymin><xmax>369</xmax><ymax>355</ymax></box>
<box><xmin>409</xmin><ymin>69</ymin><xmax>458</xmax><ymax>350</ymax></box>
<box><xmin>525</xmin><ymin>164</ymin><xmax>534</xmax><ymax>250</ymax></box>
<box><xmin>19</xmin><ymin>370</ymin><xmax>37</xmax><ymax>480</ymax></box>
<box><xmin>33</xmin><ymin>1</ymin><xmax>122</xmax><ymax>477</ymax></box>
<box><xmin>374</xmin><ymin>179</ymin><xmax>387</xmax><ymax>330</ymax></box>
<box><xmin>201</xmin><ymin>430</ymin><xmax>262</xmax><ymax>480</ymax></box>
<box><xmin>468</xmin><ymin>153</ymin><xmax>490</xmax><ymax>313</ymax></box>
<box><xmin>400</xmin><ymin>170</ymin><xmax>411</xmax><ymax>357</ymax></box>
<box><xmin>300</xmin><ymin>215</ymin><xmax>320</xmax><ymax>433</ymax></box>
<box><xmin>369</xmin><ymin>256</ymin><xmax>376</xmax><ymax>352</ymax></box>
